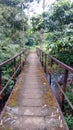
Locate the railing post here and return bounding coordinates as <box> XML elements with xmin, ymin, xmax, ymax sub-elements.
<box><xmin>62</xmin><ymin>69</ymin><xmax>68</xmax><ymax>110</ymax></box>
<box><xmin>25</xmin><ymin>49</ymin><xmax>28</xmax><ymax>61</ymax></box>
<box><xmin>0</xmin><ymin>67</ymin><xmax>3</xmax><ymax>105</ymax></box>
<box><xmin>25</xmin><ymin>51</ymin><xmax>26</xmax><ymax>63</ymax></box>
<box><xmin>39</xmin><ymin>49</ymin><xmax>40</xmax><ymax>58</ymax></box>
<box><xmin>42</xmin><ymin>51</ymin><xmax>43</xmax><ymax>66</ymax></box>
<box><xmin>40</xmin><ymin>50</ymin><xmax>41</xmax><ymax>62</ymax></box>
<box><xmin>22</xmin><ymin>52</ymin><xmax>25</xmax><ymax>68</ymax></box>
<box><xmin>14</xmin><ymin>58</ymin><xmax>16</xmax><ymax>83</ymax></box>
<box><xmin>44</xmin><ymin>53</ymin><xmax>47</xmax><ymax>73</ymax></box>
<box><xmin>49</xmin><ymin>58</ymin><xmax>53</xmax><ymax>85</ymax></box>
<box><xmin>43</xmin><ymin>52</ymin><xmax>45</xmax><ymax>67</ymax></box>
<box><xmin>20</xmin><ymin>54</ymin><xmax>22</xmax><ymax>71</ymax></box>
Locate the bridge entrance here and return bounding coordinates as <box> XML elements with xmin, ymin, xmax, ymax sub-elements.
<box><xmin>0</xmin><ymin>52</ymin><xmax>68</xmax><ymax>130</ymax></box>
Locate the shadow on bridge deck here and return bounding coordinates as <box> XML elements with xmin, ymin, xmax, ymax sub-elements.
<box><xmin>0</xmin><ymin>52</ymin><xmax>69</xmax><ymax>130</ymax></box>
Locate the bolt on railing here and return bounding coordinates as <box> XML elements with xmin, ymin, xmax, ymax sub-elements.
<box><xmin>36</xmin><ymin>48</ymin><xmax>73</xmax><ymax>111</ymax></box>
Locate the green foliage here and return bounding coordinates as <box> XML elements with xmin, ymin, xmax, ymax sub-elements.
<box><xmin>25</xmin><ymin>29</ymin><xmax>40</xmax><ymax>47</ymax></box>
<box><xmin>0</xmin><ymin>2</ymin><xmax>29</xmax><ymax>104</ymax></box>
<box><xmin>0</xmin><ymin>0</ymin><xmax>21</xmax><ymax>7</ymax></box>
<box><xmin>31</xmin><ymin>15</ymin><xmax>45</xmax><ymax>31</ymax></box>
<box><xmin>31</xmin><ymin>0</ymin><xmax>73</xmax><ymax>66</ymax></box>
<box><xmin>65</xmin><ymin>114</ymin><xmax>73</xmax><ymax>130</ymax></box>
<box><xmin>0</xmin><ymin>38</ymin><xmax>21</xmax><ymax>62</ymax></box>
<box><xmin>65</xmin><ymin>85</ymin><xmax>73</xmax><ymax>108</ymax></box>
<box><xmin>0</xmin><ymin>3</ymin><xmax>29</xmax><ymax>63</ymax></box>
<box><xmin>63</xmin><ymin>84</ymin><xmax>73</xmax><ymax>129</ymax></box>
<box><xmin>47</xmin><ymin>33</ymin><xmax>73</xmax><ymax>65</ymax></box>
<box><xmin>43</xmin><ymin>0</ymin><xmax>73</xmax><ymax>66</ymax></box>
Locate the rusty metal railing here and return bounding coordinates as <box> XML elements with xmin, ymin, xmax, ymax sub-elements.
<box><xmin>0</xmin><ymin>48</ymin><xmax>29</xmax><ymax>108</ymax></box>
<box><xmin>36</xmin><ymin>48</ymin><xmax>73</xmax><ymax>111</ymax></box>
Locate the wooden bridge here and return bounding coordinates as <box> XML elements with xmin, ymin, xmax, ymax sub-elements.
<box><xmin>0</xmin><ymin>48</ymin><xmax>73</xmax><ymax>130</ymax></box>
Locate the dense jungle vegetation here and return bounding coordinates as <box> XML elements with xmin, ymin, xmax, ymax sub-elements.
<box><xmin>31</xmin><ymin>0</ymin><xmax>73</xmax><ymax>66</ymax></box>
<box><xmin>0</xmin><ymin>0</ymin><xmax>73</xmax><ymax>66</ymax></box>
<box><xmin>0</xmin><ymin>0</ymin><xmax>73</xmax><ymax>129</ymax></box>
<box><xmin>0</xmin><ymin>1</ymin><xmax>28</xmax><ymax>62</ymax></box>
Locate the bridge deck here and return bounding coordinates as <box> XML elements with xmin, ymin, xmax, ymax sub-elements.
<box><xmin>0</xmin><ymin>52</ymin><xmax>68</xmax><ymax>130</ymax></box>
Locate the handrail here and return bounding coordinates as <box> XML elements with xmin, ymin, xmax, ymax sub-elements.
<box><xmin>0</xmin><ymin>64</ymin><xmax>21</xmax><ymax>96</ymax></box>
<box><xmin>36</xmin><ymin>48</ymin><xmax>73</xmax><ymax>110</ymax></box>
<box><xmin>36</xmin><ymin>48</ymin><xmax>73</xmax><ymax>73</ymax></box>
<box><xmin>0</xmin><ymin>48</ymin><xmax>29</xmax><ymax>105</ymax></box>
<box><xmin>0</xmin><ymin>50</ymin><xmax>25</xmax><ymax>67</ymax></box>
<box><xmin>49</xmin><ymin>55</ymin><xmax>73</xmax><ymax>73</ymax></box>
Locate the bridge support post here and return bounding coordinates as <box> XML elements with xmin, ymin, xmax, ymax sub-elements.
<box><xmin>62</xmin><ymin>69</ymin><xmax>68</xmax><ymax>110</ymax></box>
<box><xmin>49</xmin><ymin>59</ymin><xmax>53</xmax><ymax>85</ymax></box>
<box><xmin>20</xmin><ymin>54</ymin><xmax>22</xmax><ymax>71</ymax></box>
<box><xmin>42</xmin><ymin>51</ymin><xmax>43</xmax><ymax>66</ymax></box>
<box><xmin>25</xmin><ymin>50</ymin><xmax>27</xmax><ymax>63</ymax></box>
<box><xmin>22</xmin><ymin>52</ymin><xmax>25</xmax><ymax>68</ymax></box>
<box><xmin>0</xmin><ymin>67</ymin><xmax>3</xmax><ymax>108</ymax></box>
<box><xmin>44</xmin><ymin>53</ymin><xmax>46</xmax><ymax>73</ymax></box>
<box><xmin>14</xmin><ymin>58</ymin><xmax>16</xmax><ymax>84</ymax></box>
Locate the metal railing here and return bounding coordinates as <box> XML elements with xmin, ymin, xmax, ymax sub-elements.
<box><xmin>0</xmin><ymin>48</ymin><xmax>29</xmax><ymax>105</ymax></box>
<box><xmin>36</xmin><ymin>48</ymin><xmax>73</xmax><ymax>111</ymax></box>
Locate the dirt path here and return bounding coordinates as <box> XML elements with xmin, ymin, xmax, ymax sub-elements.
<box><xmin>0</xmin><ymin>52</ymin><xmax>68</xmax><ymax>130</ymax></box>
